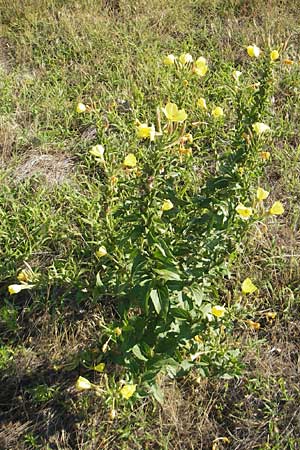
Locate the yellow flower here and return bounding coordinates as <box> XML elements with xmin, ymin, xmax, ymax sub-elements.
<box><xmin>76</xmin><ymin>102</ymin><xmax>86</xmax><ymax>113</ymax></box>
<box><xmin>120</xmin><ymin>384</ymin><xmax>137</xmax><ymax>400</ymax></box>
<box><xmin>114</xmin><ymin>327</ymin><xmax>122</xmax><ymax>336</ymax></box>
<box><xmin>252</xmin><ymin>122</ymin><xmax>270</xmax><ymax>135</ymax></box>
<box><xmin>233</xmin><ymin>70</ymin><xmax>242</xmax><ymax>82</ymax></box>
<box><xmin>260</xmin><ymin>151</ymin><xmax>271</xmax><ymax>160</ymax></box>
<box><xmin>211</xmin><ymin>305</ymin><xmax>226</xmax><ymax>318</ymax></box>
<box><xmin>270</xmin><ymin>50</ymin><xmax>279</xmax><ymax>61</ymax></box>
<box><xmin>194</xmin><ymin>57</ymin><xmax>208</xmax><ymax>76</ymax></box>
<box><xmin>241</xmin><ymin>278</ymin><xmax>258</xmax><ymax>294</ymax></box>
<box><xmin>90</xmin><ymin>144</ymin><xmax>105</xmax><ymax>159</ymax></box>
<box><xmin>17</xmin><ymin>269</ymin><xmax>32</xmax><ymax>283</ymax></box>
<box><xmin>235</xmin><ymin>204</ymin><xmax>253</xmax><ymax>220</ymax></box>
<box><xmin>75</xmin><ymin>376</ymin><xmax>92</xmax><ymax>391</ymax></box>
<box><xmin>8</xmin><ymin>284</ymin><xmax>35</xmax><ymax>295</ymax></box>
<box><xmin>163</xmin><ymin>54</ymin><xmax>176</xmax><ymax>65</ymax></box>
<box><xmin>182</xmin><ymin>79</ymin><xmax>189</xmax><ymax>87</ymax></box>
<box><xmin>269</xmin><ymin>201</ymin><xmax>284</xmax><ymax>215</ymax></box>
<box><xmin>246</xmin><ymin>320</ymin><xmax>260</xmax><ymax>330</ymax></box>
<box><xmin>247</xmin><ymin>45</ymin><xmax>261</xmax><ymax>58</ymax></box>
<box><xmin>95</xmin><ymin>246</ymin><xmax>107</xmax><ymax>258</ymax></box>
<box><xmin>194</xmin><ymin>335</ymin><xmax>203</xmax><ymax>343</ymax></box>
<box><xmin>123</xmin><ymin>153</ymin><xmax>137</xmax><ymax>167</ymax></box>
<box><xmin>212</xmin><ymin>106</ymin><xmax>224</xmax><ymax>118</ymax></box>
<box><xmin>93</xmin><ymin>363</ymin><xmax>105</xmax><ymax>373</ymax></box>
<box><xmin>256</xmin><ymin>187</ymin><xmax>269</xmax><ymax>201</ymax></box>
<box><xmin>197</xmin><ymin>97</ymin><xmax>207</xmax><ymax>110</ymax></box>
<box><xmin>163</xmin><ymin>102</ymin><xmax>187</xmax><ymax>122</ymax></box>
<box><xmin>179</xmin><ymin>53</ymin><xmax>193</xmax><ymax>65</ymax></box>
<box><xmin>136</xmin><ymin>123</ymin><xmax>155</xmax><ymax>141</ymax></box>
<box><xmin>162</xmin><ymin>199</ymin><xmax>174</xmax><ymax>211</ymax></box>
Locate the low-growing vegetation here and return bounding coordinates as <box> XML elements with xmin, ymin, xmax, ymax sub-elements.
<box><xmin>1</xmin><ymin>0</ymin><xmax>300</xmax><ymax>449</ymax></box>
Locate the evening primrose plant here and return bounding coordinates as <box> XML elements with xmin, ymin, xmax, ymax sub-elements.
<box><xmin>68</xmin><ymin>47</ymin><xmax>287</xmax><ymax>402</ymax></box>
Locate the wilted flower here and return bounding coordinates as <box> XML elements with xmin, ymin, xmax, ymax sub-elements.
<box><xmin>211</xmin><ymin>305</ymin><xmax>226</xmax><ymax>318</ymax></box>
<box><xmin>256</xmin><ymin>187</ymin><xmax>269</xmax><ymax>201</ymax></box>
<box><xmin>197</xmin><ymin>97</ymin><xmax>207</xmax><ymax>110</ymax></box>
<box><xmin>235</xmin><ymin>204</ymin><xmax>253</xmax><ymax>219</ymax></box>
<box><xmin>75</xmin><ymin>376</ymin><xmax>92</xmax><ymax>391</ymax></box>
<box><xmin>109</xmin><ymin>409</ymin><xmax>117</xmax><ymax>420</ymax></box>
<box><xmin>17</xmin><ymin>269</ymin><xmax>32</xmax><ymax>283</ymax></box>
<box><xmin>260</xmin><ymin>151</ymin><xmax>271</xmax><ymax>160</ymax></box>
<box><xmin>76</xmin><ymin>102</ymin><xmax>86</xmax><ymax>113</ymax></box>
<box><xmin>120</xmin><ymin>384</ymin><xmax>137</xmax><ymax>400</ymax></box>
<box><xmin>212</xmin><ymin>106</ymin><xmax>224</xmax><ymax>118</ymax></box>
<box><xmin>179</xmin><ymin>53</ymin><xmax>193</xmax><ymax>65</ymax></box>
<box><xmin>136</xmin><ymin>123</ymin><xmax>155</xmax><ymax>141</ymax></box>
<box><xmin>252</xmin><ymin>122</ymin><xmax>270</xmax><ymax>135</ymax></box>
<box><xmin>8</xmin><ymin>284</ymin><xmax>35</xmax><ymax>295</ymax></box>
<box><xmin>95</xmin><ymin>246</ymin><xmax>107</xmax><ymax>258</ymax></box>
<box><xmin>270</xmin><ymin>50</ymin><xmax>279</xmax><ymax>61</ymax></box>
<box><xmin>247</xmin><ymin>45</ymin><xmax>261</xmax><ymax>58</ymax></box>
<box><xmin>269</xmin><ymin>201</ymin><xmax>284</xmax><ymax>215</ymax></box>
<box><xmin>163</xmin><ymin>54</ymin><xmax>176</xmax><ymax>65</ymax></box>
<box><xmin>123</xmin><ymin>153</ymin><xmax>137</xmax><ymax>167</ymax></box>
<box><xmin>246</xmin><ymin>320</ymin><xmax>260</xmax><ymax>330</ymax></box>
<box><xmin>90</xmin><ymin>144</ymin><xmax>105</xmax><ymax>159</ymax></box>
<box><xmin>163</xmin><ymin>102</ymin><xmax>187</xmax><ymax>122</ymax></box>
<box><xmin>241</xmin><ymin>278</ymin><xmax>258</xmax><ymax>294</ymax></box>
<box><xmin>162</xmin><ymin>199</ymin><xmax>174</xmax><ymax>211</ymax></box>
<box><xmin>283</xmin><ymin>59</ymin><xmax>294</xmax><ymax>65</ymax></box>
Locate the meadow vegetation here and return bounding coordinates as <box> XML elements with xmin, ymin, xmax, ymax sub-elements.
<box><xmin>1</xmin><ymin>0</ymin><xmax>300</xmax><ymax>449</ymax></box>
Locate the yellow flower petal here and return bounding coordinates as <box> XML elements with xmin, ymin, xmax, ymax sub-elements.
<box><xmin>212</xmin><ymin>106</ymin><xmax>224</xmax><ymax>118</ymax></box>
<box><xmin>194</xmin><ymin>57</ymin><xmax>208</xmax><ymax>76</ymax></box>
<box><xmin>270</xmin><ymin>50</ymin><xmax>279</xmax><ymax>61</ymax></box>
<box><xmin>120</xmin><ymin>384</ymin><xmax>137</xmax><ymax>400</ymax></box>
<box><xmin>256</xmin><ymin>187</ymin><xmax>269</xmax><ymax>201</ymax></box>
<box><xmin>179</xmin><ymin>53</ymin><xmax>193</xmax><ymax>65</ymax></box>
<box><xmin>235</xmin><ymin>204</ymin><xmax>253</xmax><ymax>220</ymax></box>
<box><xmin>93</xmin><ymin>363</ymin><xmax>105</xmax><ymax>373</ymax></box>
<box><xmin>162</xmin><ymin>199</ymin><xmax>174</xmax><ymax>211</ymax></box>
<box><xmin>163</xmin><ymin>102</ymin><xmax>187</xmax><ymax>122</ymax></box>
<box><xmin>197</xmin><ymin>97</ymin><xmax>207</xmax><ymax>110</ymax></box>
<box><xmin>241</xmin><ymin>278</ymin><xmax>258</xmax><ymax>294</ymax></box>
<box><xmin>123</xmin><ymin>153</ymin><xmax>137</xmax><ymax>167</ymax></box>
<box><xmin>163</xmin><ymin>54</ymin><xmax>176</xmax><ymax>65</ymax></box>
<box><xmin>90</xmin><ymin>144</ymin><xmax>105</xmax><ymax>159</ymax></box>
<box><xmin>233</xmin><ymin>70</ymin><xmax>242</xmax><ymax>82</ymax></box>
<box><xmin>75</xmin><ymin>376</ymin><xmax>92</xmax><ymax>391</ymax></box>
<box><xmin>137</xmin><ymin>123</ymin><xmax>155</xmax><ymax>141</ymax></box>
<box><xmin>211</xmin><ymin>305</ymin><xmax>226</xmax><ymax>318</ymax></box>
<box><xmin>8</xmin><ymin>284</ymin><xmax>35</xmax><ymax>295</ymax></box>
<box><xmin>247</xmin><ymin>45</ymin><xmax>261</xmax><ymax>58</ymax></box>
<box><xmin>252</xmin><ymin>122</ymin><xmax>270</xmax><ymax>135</ymax></box>
<box><xmin>269</xmin><ymin>201</ymin><xmax>284</xmax><ymax>215</ymax></box>
<box><xmin>95</xmin><ymin>246</ymin><xmax>107</xmax><ymax>258</ymax></box>
<box><xmin>76</xmin><ymin>102</ymin><xmax>86</xmax><ymax>113</ymax></box>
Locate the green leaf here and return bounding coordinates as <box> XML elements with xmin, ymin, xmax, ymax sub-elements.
<box><xmin>150</xmin><ymin>289</ymin><xmax>161</xmax><ymax>314</ymax></box>
<box><xmin>154</xmin><ymin>268</ymin><xmax>181</xmax><ymax>281</ymax></box>
<box><xmin>132</xmin><ymin>344</ymin><xmax>148</xmax><ymax>361</ymax></box>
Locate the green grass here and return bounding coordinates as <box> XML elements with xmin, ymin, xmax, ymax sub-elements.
<box><xmin>1</xmin><ymin>0</ymin><xmax>300</xmax><ymax>449</ymax></box>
